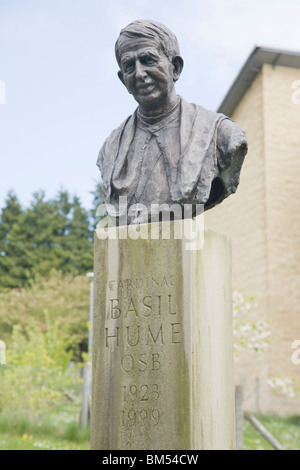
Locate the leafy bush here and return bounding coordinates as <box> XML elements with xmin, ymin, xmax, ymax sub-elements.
<box><xmin>0</xmin><ymin>317</ymin><xmax>83</xmax><ymax>420</ymax></box>
<box><xmin>0</xmin><ymin>270</ymin><xmax>90</xmax><ymax>360</ymax></box>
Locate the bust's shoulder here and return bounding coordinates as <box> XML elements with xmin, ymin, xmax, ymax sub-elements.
<box><xmin>183</xmin><ymin>97</ymin><xmax>247</xmax><ymax>148</ymax></box>
<box><xmin>97</xmin><ymin>112</ymin><xmax>136</xmax><ymax>167</ymax></box>
<box><xmin>180</xmin><ymin>97</ymin><xmax>227</xmax><ymax>127</ymax></box>
<box><xmin>216</xmin><ymin>116</ymin><xmax>248</xmax><ymax>154</ymax></box>
<box><xmin>97</xmin><ymin>111</ymin><xmax>138</xmax><ymax>172</ymax></box>
<box><xmin>104</xmin><ymin>113</ymin><xmax>136</xmax><ymax>146</ymax></box>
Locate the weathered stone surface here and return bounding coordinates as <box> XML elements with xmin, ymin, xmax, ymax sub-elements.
<box><xmin>91</xmin><ymin>221</ymin><xmax>235</xmax><ymax>450</ymax></box>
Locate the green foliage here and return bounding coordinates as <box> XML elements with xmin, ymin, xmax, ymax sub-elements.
<box><xmin>268</xmin><ymin>375</ymin><xmax>300</xmax><ymax>399</ymax></box>
<box><xmin>0</xmin><ymin>187</ymin><xmax>97</xmax><ymax>439</ymax></box>
<box><xmin>233</xmin><ymin>289</ymin><xmax>271</xmax><ymax>357</ymax></box>
<box><xmin>0</xmin><ymin>189</ymin><xmax>94</xmax><ymax>289</ymax></box>
<box><xmin>0</xmin><ymin>433</ymin><xmax>90</xmax><ymax>450</ymax></box>
<box><xmin>0</xmin><ymin>270</ymin><xmax>90</xmax><ymax>359</ymax></box>
<box><xmin>243</xmin><ymin>415</ymin><xmax>300</xmax><ymax>450</ymax></box>
<box><xmin>90</xmin><ymin>181</ymin><xmax>104</xmax><ymax>229</ymax></box>
<box><xmin>0</xmin><ymin>191</ymin><xmax>23</xmax><ymax>287</ymax></box>
<box><xmin>233</xmin><ymin>290</ymin><xmax>300</xmax><ymax>398</ymax></box>
<box><xmin>0</xmin><ymin>404</ymin><xmax>90</xmax><ymax>449</ymax></box>
<box><xmin>0</xmin><ymin>318</ymin><xmax>83</xmax><ymax>420</ymax></box>
<box><xmin>9</xmin><ymin>316</ymin><xmax>73</xmax><ymax>369</ymax></box>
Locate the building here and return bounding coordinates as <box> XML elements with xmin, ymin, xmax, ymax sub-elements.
<box><xmin>205</xmin><ymin>46</ymin><xmax>300</xmax><ymax>415</ymax></box>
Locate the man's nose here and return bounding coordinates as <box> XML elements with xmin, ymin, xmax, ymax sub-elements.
<box><xmin>135</xmin><ymin>60</ymin><xmax>147</xmax><ymax>80</ymax></box>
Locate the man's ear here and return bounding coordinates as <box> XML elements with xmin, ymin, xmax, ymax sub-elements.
<box><xmin>118</xmin><ymin>70</ymin><xmax>126</xmax><ymax>87</ymax></box>
<box><xmin>172</xmin><ymin>56</ymin><xmax>184</xmax><ymax>82</ymax></box>
<box><xmin>118</xmin><ymin>70</ymin><xmax>131</xmax><ymax>94</ymax></box>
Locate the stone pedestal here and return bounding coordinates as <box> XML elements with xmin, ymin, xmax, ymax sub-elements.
<box><xmin>91</xmin><ymin>219</ymin><xmax>235</xmax><ymax>450</ymax></box>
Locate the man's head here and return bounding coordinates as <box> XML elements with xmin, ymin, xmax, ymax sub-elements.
<box><xmin>115</xmin><ymin>20</ymin><xmax>181</xmax><ymax>67</ymax></box>
<box><xmin>115</xmin><ymin>20</ymin><xmax>184</xmax><ymax>116</ymax></box>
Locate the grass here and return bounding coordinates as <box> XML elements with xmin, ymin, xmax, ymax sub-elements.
<box><xmin>0</xmin><ymin>410</ymin><xmax>299</xmax><ymax>450</ymax></box>
<box><xmin>0</xmin><ymin>433</ymin><xmax>90</xmax><ymax>450</ymax></box>
<box><xmin>243</xmin><ymin>414</ymin><xmax>300</xmax><ymax>450</ymax></box>
<box><xmin>0</xmin><ymin>404</ymin><xmax>90</xmax><ymax>450</ymax></box>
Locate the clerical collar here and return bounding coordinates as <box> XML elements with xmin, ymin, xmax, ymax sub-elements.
<box><xmin>137</xmin><ymin>96</ymin><xmax>180</xmax><ymax>125</ymax></box>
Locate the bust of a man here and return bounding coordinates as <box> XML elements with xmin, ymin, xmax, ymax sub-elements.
<box><xmin>97</xmin><ymin>20</ymin><xmax>248</xmax><ymax>224</ymax></box>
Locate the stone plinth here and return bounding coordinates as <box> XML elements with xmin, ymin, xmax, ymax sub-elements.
<box><xmin>91</xmin><ymin>220</ymin><xmax>235</xmax><ymax>450</ymax></box>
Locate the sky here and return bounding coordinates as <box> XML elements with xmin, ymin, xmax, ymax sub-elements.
<box><xmin>1</xmin><ymin>0</ymin><xmax>300</xmax><ymax>211</ymax></box>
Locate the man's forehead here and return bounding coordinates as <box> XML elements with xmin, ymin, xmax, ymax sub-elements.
<box><xmin>120</xmin><ymin>48</ymin><xmax>161</xmax><ymax>64</ymax></box>
<box><xmin>118</xmin><ymin>36</ymin><xmax>162</xmax><ymax>58</ymax></box>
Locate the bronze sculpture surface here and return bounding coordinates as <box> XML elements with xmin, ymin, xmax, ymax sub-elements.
<box><xmin>97</xmin><ymin>20</ymin><xmax>248</xmax><ymax>224</ymax></box>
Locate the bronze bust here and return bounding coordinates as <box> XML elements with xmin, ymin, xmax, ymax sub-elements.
<box><xmin>97</xmin><ymin>20</ymin><xmax>248</xmax><ymax>224</ymax></box>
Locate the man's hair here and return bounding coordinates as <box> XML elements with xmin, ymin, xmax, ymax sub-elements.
<box><xmin>115</xmin><ymin>19</ymin><xmax>181</xmax><ymax>67</ymax></box>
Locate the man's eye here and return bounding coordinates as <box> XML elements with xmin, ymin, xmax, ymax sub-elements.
<box><xmin>141</xmin><ymin>56</ymin><xmax>156</xmax><ymax>65</ymax></box>
<box><xmin>124</xmin><ymin>62</ymin><xmax>135</xmax><ymax>73</ymax></box>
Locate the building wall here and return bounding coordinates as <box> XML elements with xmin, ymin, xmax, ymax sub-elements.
<box><xmin>263</xmin><ymin>64</ymin><xmax>300</xmax><ymax>414</ymax></box>
<box><xmin>205</xmin><ymin>63</ymin><xmax>300</xmax><ymax>414</ymax></box>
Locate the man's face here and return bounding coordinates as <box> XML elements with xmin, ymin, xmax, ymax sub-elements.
<box><xmin>118</xmin><ymin>37</ymin><xmax>176</xmax><ymax>113</ymax></box>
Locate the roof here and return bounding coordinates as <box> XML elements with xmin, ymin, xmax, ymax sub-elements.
<box><xmin>217</xmin><ymin>46</ymin><xmax>300</xmax><ymax>116</ymax></box>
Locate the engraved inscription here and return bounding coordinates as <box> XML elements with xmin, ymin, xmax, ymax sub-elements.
<box><xmin>120</xmin><ymin>353</ymin><xmax>161</xmax><ymax>373</ymax></box>
<box><xmin>103</xmin><ymin>275</ymin><xmax>181</xmax><ymax>433</ymax></box>
<box><xmin>122</xmin><ymin>384</ymin><xmax>160</xmax><ymax>402</ymax></box>
<box><xmin>107</xmin><ymin>294</ymin><xmax>177</xmax><ymax>319</ymax></box>
<box><xmin>108</xmin><ymin>275</ymin><xmax>176</xmax><ymax>291</ymax></box>
<box><xmin>105</xmin><ymin>322</ymin><xmax>182</xmax><ymax>348</ymax></box>
<box><xmin>121</xmin><ymin>409</ymin><xmax>161</xmax><ymax>427</ymax></box>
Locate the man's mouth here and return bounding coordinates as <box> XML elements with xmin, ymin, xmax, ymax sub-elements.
<box><xmin>137</xmin><ymin>84</ymin><xmax>155</xmax><ymax>93</ymax></box>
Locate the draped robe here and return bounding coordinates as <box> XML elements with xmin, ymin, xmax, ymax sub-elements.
<box><xmin>97</xmin><ymin>97</ymin><xmax>248</xmax><ymax>224</ymax></box>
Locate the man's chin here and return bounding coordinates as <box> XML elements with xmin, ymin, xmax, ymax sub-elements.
<box><xmin>136</xmin><ymin>95</ymin><xmax>165</xmax><ymax>112</ymax></box>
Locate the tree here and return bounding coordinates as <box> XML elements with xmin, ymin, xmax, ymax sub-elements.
<box><xmin>60</xmin><ymin>194</ymin><xmax>93</xmax><ymax>275</ymax></box>
<box><xmin>1</xmin><ymin>191</ymin><xmax>66</xmax><ymax>286</ymax></box>
<box><xmin>90</xmin><ymin>181</ymin><xmax>103</xmax><ymax>229</ymax></box>
<box><xmin>0</xmin><ymin>191</ymin><xmax>23</xmax><ymax>288</ymax></box>
<box><xmin>0</xmin><ymin>189</ymin><xmax>94</xmax><ymax>288</ymax></box>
